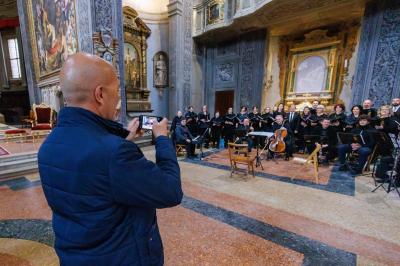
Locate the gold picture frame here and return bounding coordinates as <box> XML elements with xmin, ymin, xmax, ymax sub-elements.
<box><xmin>26</xmin><ymin>0</ymin><xmax>79</xmax><ymax>81</ymax></box>
<box><xmin>207</xmin><ymin>0</ymin><xmax>224</xmax><ymax>25</ymax></box>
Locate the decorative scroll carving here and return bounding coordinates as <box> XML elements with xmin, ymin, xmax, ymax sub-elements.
<box><xmin>94</xmin><ymin>0</ymin><xmax>113</xmax><ymax>31</ymax></box>
<box><xmin>216</xmin><ymin>63</ymin><xmax>234</xmax><ymax>82</ymax></box>
<box><xmin>240</xmin><ymin>46</ymin><xmax>255</xmax><ymax>107</ymax></box>
<box><xmin>93</xmin><ymin>29</ymin><xmax>119</xmax><ymax>69</ymax></box>
<box><xmin>352</xmin><ymin>0</ymin><xmax>400</xmax><ymax>106</ymax></box>
<box><xmin>183</xmin><ymin>0</ymin><xmax>193</xmax><ymax>108</ymax></box>
<box><xmin>76</xmin><ymin>0</ymin><xmax>92</xmax><ymax>53</ymax></box>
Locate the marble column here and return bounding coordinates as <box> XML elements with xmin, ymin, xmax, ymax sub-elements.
<box><xmin>351</xmin><ymin>0</ymin><xmax>400</xmax><ymax>106</ymax></box>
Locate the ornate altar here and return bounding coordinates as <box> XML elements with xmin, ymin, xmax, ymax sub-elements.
<box><xmin>123</xmin><ymin>6</ymin><xmax>152</xmax><ymax>113</ymax></box>
<box><xmin>279</xmin><ymin>25</ymin><xmax>359</xmax><ymax>110</ymax></box>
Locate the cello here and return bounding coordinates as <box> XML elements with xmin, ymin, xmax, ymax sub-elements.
<box><xmin>269</xmin><ymin>127</ymin><xmax>287</xmax><ymax>153</ymax></box>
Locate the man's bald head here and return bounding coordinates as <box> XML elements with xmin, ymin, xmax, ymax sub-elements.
<box><xmin>60</xmin><ymin>53</ymin><xmax>120</xmax><ymax>120</ymax></box>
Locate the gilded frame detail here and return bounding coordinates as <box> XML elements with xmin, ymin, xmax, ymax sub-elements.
<box><xmin>26</xmin><ymin>0</ymin><xmax>79</xmax><ymax>82</ymax></box>
<box><xmin>207</xmin><ymin>0</ymin><xmax>225</xmax><ymax>25</ymax></box>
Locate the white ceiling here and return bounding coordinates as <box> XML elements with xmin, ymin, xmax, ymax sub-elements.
<box><xmin>122</xmin><ymin>0</ymin><xmax>169</xmax><ymax>14</ymax></box>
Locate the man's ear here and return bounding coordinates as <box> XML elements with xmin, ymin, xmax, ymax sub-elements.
<box><xmin>94</xmin><ymin>86</ymin><xmax>104</xmax><ymax>105</ymax></box>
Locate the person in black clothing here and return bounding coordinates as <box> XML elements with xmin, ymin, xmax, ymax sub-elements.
<box><xmin>248</xmin><ymin>106</ymin><xmax>262</xmax><ymax>131</ymax></box>
<box><xmin>210</xmin><ymin>111</ymin><xmax>223</xmax><ymax>148</ymax></box>
<box><xmin>235</xmin><ymin>118</ymin><xmax>254</xmax><ymax>152</ymax></box>
<box><xmin>374</xmin><ymin>105</ymin><xmax>400</xmax><ymax>136</ymax></box>
<box><xmin>310</xmin><ymin>100</ymin><xmax>320</xmax><ymax>115</ymax></box>
<box><xmin>314</xmin><ymin>118</ymin><xmax>338</xmax><ymax>165</ymax></box>
<box><xmin>287</xmin><ymin>104</ymin><xmax>300</xmax><ymax>134</ymax></box>
<box><xmin>273</xmin><ymin>103</ymin><xmax>286</xmax><ymax>119</ymax></box>
<box><xmin>171</xmin><ymin>110</ymin><xmax>183</xmax><ymax>132</ymax></box>
<box><xmin>345</xmin><ymin>105</ymin><xmax>362</xmax><ymax>132</ymax></box>
<box><xmin>311</xmin><ymin>104</ymin><xmax>327</xmax><ymax>134</ymax></box>
<box><xmin>270</xmin><ymin>115</ymin><xmax>293</xmax><ymax>160</ymax></box>
<box><xmin>236</xmin><ymin>106</ymin><xmax>249</xmax><ymax>125</ymax></box>
<box><xmin>338</xmin><ymin>115</ymin><xmax>377</xmax><ymax>175</ymax></box>
<box><xmin>297</xmin><ymin>106</ymin><xmax>315</xmax><ymax>152</ymax></box>
<box><xmin>185</xmin><ymin>106</ymin><xmax>198</xmax><ymax>136</ymax></box>
<box><xmin>362</xmin><ymin>99</ymin><xmax>377</xmax><ymax>119</ymax></box>
<box><xmin>223</xmin><ymin>107</ymin><xmax>237</xmax><ymax>147</ymax></box>
<box><xmin>261</xmin><ymin>107</ymin><xmax>274</xmax><ymax>132</ymax></box>
<box><xmin>198</xmin><ymin>105</ymin><xmax>211</xmax><ymax>148</ymax></box>
<box><xmin>391</xmin><ymin>98</ymin><xmax>400</xmax><ymax>120</ymax></box>
<box><xmin>175</xmin><ymin>118</ymin><xmax>196</xmax><ymax>158</ymax></box>
<box><xmin>329</xmin><ymin>104</ymin><xmax>346</xmax><ymax>133</ymax></box>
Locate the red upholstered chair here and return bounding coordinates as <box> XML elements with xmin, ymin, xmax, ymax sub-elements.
<box><xmin>31</xmin><ymin>103</ymin><xmax>53</xmax><ymax>141</ymax></box>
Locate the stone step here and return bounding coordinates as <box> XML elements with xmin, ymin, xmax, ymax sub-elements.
<box><xmin>0</xmin><ymin>153</ymin><xmax>38</xmax><ymax>179</ymax></box>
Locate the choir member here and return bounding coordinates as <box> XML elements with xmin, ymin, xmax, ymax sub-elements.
<box><xmin>261</xmin><ymin>107</ymin><xmax>274</xmax><ymax>132</ymax></box>
<box><xmin>345</xmin><ymin>105</ymin><xmax>362</xmax><ymax>132</ymax></box>
<box><xmin>273</xmin><ymin>103</ymin><xmax>286</xmax><ymax>118</ymax></box>
<box><xmin>297</xmin><ymin>106</ymin><xmax>315</xmax><ymax>152</ymax></box>
<box><xmin>314</xmin><ymin>118</ymin><xmax>338</xmax><ymax>165</ymax></box>
<box><xmin>310</xmin><ymin>100</ymin><xmax>320</xmax><ymax>115</ymax></box>
<box><xmin>362</xmin><ymin>99</ymin><xmax>377</xmax><ymax>119</ymax></box>
<box><xmin>248</xmin><ymin>106</ymin><xmax>262</xmax><ymax>131</ymax></box>
<box><xmin>223</xmin><ymin>107</ymin><xmax>236</xmax><ymax>146</ymax></box>
<box><xmin>237</xmin><ymin>106</ymin><xmax>249</xmax><ymax>125</ymax></box>
<box><xmin>198</xmin><ymin>105</ymin><xmax>211</xmax><ymax>148</ymax></box>
<box><xmin>374</xmin><ymin>105</ymin><xmax>399</xmax><ymax>135</ymax></box>
<box><xmin>185</xmin><ymin>106</ymin><xmax>198</xmax><ymax>136</ymax></box>
<box><xmin>175</xmin><ymin>118</ymin><xmax>196</xmax><ymax>158</ymax></box>
<box><xmin>210</xmin><ymin>111</ymin><xmax>224</xmax><ymax>148</ymax></box>
<box><xmin>392</xmin><ymin>98</ymin><xmax>400</xmax><ymax>120</ymax></box>
<box><xmin>171</xmin><ymin>110</ymin><xmax>183</xmax><ymax>132</ymax></box>
<box><xmin>329</xmin><ymin>104</ymin><xmax>346</xmax><ymax>133</ymax></box>
<box><xmin>287</xmin><ymin>104</ymin><xmax>300</xmax><ymax>134</ymax></box>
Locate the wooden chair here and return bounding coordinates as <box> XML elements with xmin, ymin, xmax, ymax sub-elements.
<box><xmin>228</xmin><ymin>143</ymin><xmax>256</xmax><ymax>177</ymax></box>
<box><xmin>293</xmin><ymin>143</ymin><xmax>321</xmax><ymax>183</ymax></box>
<box><xmin>176</xmin><ymin>144</ymin><xmax>186</xmax><ymax>156</ymax></box>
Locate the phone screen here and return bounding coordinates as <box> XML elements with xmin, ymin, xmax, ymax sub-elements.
<box><xmin>141</xmin><ymin>116</ymin><xmax>162</xmax><ymax>130</ymax></box>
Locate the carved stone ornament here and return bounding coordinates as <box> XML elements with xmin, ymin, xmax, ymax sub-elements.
<box><xmin>93</xmin><ymin>28</ymin><xmax>119</xmax><ymax>69</ymax></box>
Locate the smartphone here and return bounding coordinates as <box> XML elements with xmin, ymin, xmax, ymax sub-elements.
<box><xmin>139</xmin><ymin>115</ymin><xmax>163</xmax><ymax>130</ymax></box>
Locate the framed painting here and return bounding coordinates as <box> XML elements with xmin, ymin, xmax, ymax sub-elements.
<box><xmin>26</xmin><ymin>0</ymin><xmax>79</xmax><ymax>81</ymax></box>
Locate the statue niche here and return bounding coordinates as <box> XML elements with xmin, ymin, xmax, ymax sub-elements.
<box><xmin>153</xmin><ymin>52</ymin><xmax>168</xmax><ymax>89</ymax></box>
<box><xmin>123</xmin><ymin>6</ymin><xmax>151</xmax><ymax>113</ymax></box>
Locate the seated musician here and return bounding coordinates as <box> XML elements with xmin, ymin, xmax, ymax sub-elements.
<box><xmin>297</xmin><ymin>106</ymin><xmax>315</xmax><ymax>153</ymax></box>
<box><xmin>261</xmin><ymin>107</ymin><xmax>274</xmax><ymax>132</ymax></box>
<box><xmin>185</xmin><ymin>106</ymin><xmax>198</xmax><ymax>136</ymax></box>
<box><xmin>344</xmin><ymin>105</ymin><xmax>362</xmax><ymax>132</ymax></box>
<box><xmin>198</xmin><ymin>105</ymin><xmax>211</xmax><ymax>148</ymax></box>
<box><xmin>270</xmin><ymin>115</ymin><xmax>293</xmax><ymax>160</ymax></box>
<box><xmin>235</xmin><ymin>118</ymin><xmax>254</xmax><ymax>152</ymax></box>
<box><xmin>223</xmin><ymin>107</ymin><xmax>237</xmax><ymax>146</ymax></box>
<box><xmin>337</xmin><ymin>115</ymin><xmax>376</xmax><ymax>175</ymax></box>
<box><xmin>175</xmin><ymin>118</ymin><xmax>197</xmax><ymax>158</ymax></box>
<box><xmin>314</xmin><ymin>118</ymin><xmax>338</xmax><ymax>165</ymax></box>
<box><xmin>374</xmin><ymin>105</ymin><xmax>400</xmax><ymax>135</ymax></box>
<box><xmin>210</xmin><ymin>111</ymin><xmax>223</xmax><ymax>148</ymax></box>
<box><xmin>171</xmin><ymin>110</ymin><xmax>183</xmax><ymax>132</ymax></box>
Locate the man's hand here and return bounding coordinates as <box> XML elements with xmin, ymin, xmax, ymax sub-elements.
<box><xmin>126</xmin><ymin>118</ymin><xmax>143</xmax><ymax>142</ymax></box>
<box><xmin>186</xmin><ymin>139</ymin><xmax>191</xmax><ymax>143</ymax></box>
<box><xmin>351</xmin><ymin>143</ymin><xmax>361</xmax><ymax>151</ymax></box>
<box><xmin>153</xmin><ymin>118</ymin><xmax>169</xmax><ymax>138</ymax></box>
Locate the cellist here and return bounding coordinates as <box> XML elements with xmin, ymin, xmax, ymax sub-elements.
<box><xmin>269</xmin><ymin>115</ymin><xmax>293</xmax><ymax>160</ymax></box>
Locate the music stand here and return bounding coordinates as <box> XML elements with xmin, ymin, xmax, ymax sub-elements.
<box><xmin>248</xmin><ymin>131</ymin><xmax>274</xmax><ymax>169</ymax></box>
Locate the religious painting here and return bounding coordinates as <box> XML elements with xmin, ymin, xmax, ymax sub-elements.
<box><xmin>153</xmin><ymin>52</ymin><xmax>168</xmax><ymax>88</ymax></box>
<box><xmin>294</xmin><ymin>56</ymin><xmax>327</xmax><ymax>93</ymax></box>
<box><xmin>207</xmin><ymin>0</ymin><xmax>224</xmax><ymax>25</ymax></box>
<box><xmin>27</xmin><ymin>0</ymin><xmax>78</xmax><ymax>80</ymax></box>
<box><xmin>124</xmin><ymin>43</ymin><xmax>140</xmax><ymax>89</ymax></box>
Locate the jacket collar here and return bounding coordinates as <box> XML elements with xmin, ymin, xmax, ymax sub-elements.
<box><xmin>57</xmin><ymin>107</ymin><xmax>130</xmax><ymax>139</ymax></box>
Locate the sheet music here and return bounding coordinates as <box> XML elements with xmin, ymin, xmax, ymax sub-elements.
<box><xmin>248</xmin><ymin>132</ymin><xmax>274</xmax><ymax>138</ymax></box>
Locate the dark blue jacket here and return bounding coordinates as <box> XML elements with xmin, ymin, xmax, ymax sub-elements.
<box><xmin>38</xmin><ymin>107</ymin><xmax>183</xmax><ymax>266</ymax></box>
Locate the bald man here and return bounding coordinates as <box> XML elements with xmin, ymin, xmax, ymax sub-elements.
<box><xmin>38</xmin><ymin>53</ymin><xmax>182</xmax><ymax>265</ymax></box>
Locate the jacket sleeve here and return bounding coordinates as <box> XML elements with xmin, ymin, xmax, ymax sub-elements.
<box><xmin>175</xmin><ymin>127</ymin><xmax>185</xmax><ymax>143</ymax></box>
<box><xmin>109</xmin><ymin>136</ymin><xmax>183</xmax><ymax>209</ymax></box>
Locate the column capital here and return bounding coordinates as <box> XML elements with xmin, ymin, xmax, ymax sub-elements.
<box><xmin>168</xmin><ymin>0</ymin><xmax>183</xmax><ymax>17</ymax></box>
